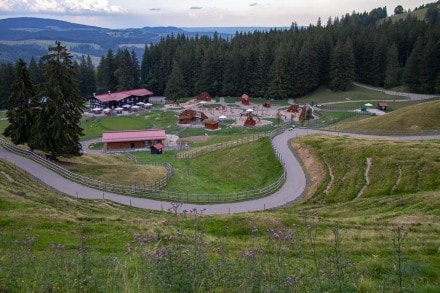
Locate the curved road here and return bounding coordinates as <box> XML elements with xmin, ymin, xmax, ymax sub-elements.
<box><xmin>1</xmin><ymin>129</ymin><xmax>439</xmax><ymax>215</ymax></box>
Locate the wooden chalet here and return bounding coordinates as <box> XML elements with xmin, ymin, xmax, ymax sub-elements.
<box><xmin>178</xmin><ymin>109</ymin><xmax>208</xmax><ymax>124</ymax></box>
<box><xmin>89</xmin><ymin>88</ymin><xmax>154</xmax><ymax>109</ymax></box>
<box><xmin>377</xmin><ymin>102</ymin><xmax>388</xmax><ymax>111</ymax></box>
<box><xmin>101</xmin><ymin>129</ymin><xmax>166</xmax><ymax>152</ymax></box>
<box><xmin>196</xmin><ymin>92</ymin><xmax>212</xmax><ymax>102</ymax></box>
<box><xmin>241</xmin><ymin>94</ymin><xmax>250</xmax><ymax>105</ymax></box>
<box><xmin>203</xmin><ymin>118</ymin><xmax>219</xmax><ymax>130</ymax></box>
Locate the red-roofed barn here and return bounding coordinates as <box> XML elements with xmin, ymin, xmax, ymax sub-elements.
<box><xmin>101</xmin><ymin>129</ymin><xmax>166</xmax><ymax>152</ymax></box>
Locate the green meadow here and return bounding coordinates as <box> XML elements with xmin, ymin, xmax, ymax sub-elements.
<box><xmin>0</xmin><ymin>89</ymin><xmax>439</xmax><ymax>291</ymax></box>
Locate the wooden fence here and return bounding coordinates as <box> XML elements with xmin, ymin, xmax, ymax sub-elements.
<box><xmin>0</xmin><ymin>137</ymin><xmax>172</xmax><ymax>194</ymax></box>
<box><xmin>0</xmin><ymin>122</ymin><xmax>289</xmax><ymax>203</ymax></box>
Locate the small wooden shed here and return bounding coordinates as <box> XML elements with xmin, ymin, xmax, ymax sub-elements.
<box><xmin>204</xmin><ymin>118</ymin><xmax>219</xmax><ymax>130</ymax></box>
<box><xmin>196</xmin><ymin>92</ymin><xmax>212</xmax><ymax>102</ymax></box>
<box><xmin>244</xmin><ymin>115</ymin><xmax>256</xmax><ymax>127</ymax></box>
<box><xmin>241</xmin><ymin>94</ymin><xmax>250</xmax><ymax>105</ymax></box>
<box><xmin>287</xmin><ymin>104</ymin><xmax>299</xmax><ymax>113</ymax></box>
<box><xmin>151</xmin><ymin>143</ymin><xmax>163</xmax><ymax>154</ymax></box>
<box><xmin>377</xmin><ymin>102</ymin><xmax>388</xmax><ymax>111</ymax></box>
<box><xmin>263</xmin><ymin>99</ymin><xmax>271</xmax><ymax>108</ymax></box>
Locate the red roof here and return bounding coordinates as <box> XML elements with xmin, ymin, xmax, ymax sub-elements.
<box><xmin>102</xmin><ymin>129</ymin><xmax>166</xmax><ymax>143</ymax></box>
<box><xmin>378</xmin><ymin>102</ymin><xmax>388</xmax><ymax>106</ymax></box>
<box><xmin>153</xmin><ymin>143</ymin><xmax>164</xmax><ymax>149</ymax></box>
<box><xmin>94</xmin><ymin>88</ymin><xmax>154</xmax><ymax>103</ymax></box>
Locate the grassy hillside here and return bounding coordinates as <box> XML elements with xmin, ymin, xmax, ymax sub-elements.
<box><xmin>330</xmin><ymin>99</ymin><xmax>440</xmax><ymax>132</ymax></box>
<box><xmin>1</xmin><ymin>134</ymin><xmax>439</xmax><ymax>291</ymax></box>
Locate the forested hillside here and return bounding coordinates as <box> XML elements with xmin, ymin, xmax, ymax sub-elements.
<box><xmin>0</xmin><ymin>2</ymin><xmax>439</xmax><ymax>109</ymax></box>
<box><xmin>138</xmin><ymin>3</ymin><xmax>440</xmax><ymax>98</ymax></box>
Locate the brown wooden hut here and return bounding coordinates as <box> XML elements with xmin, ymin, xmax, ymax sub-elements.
<box><xmin>196</xmin><ymin>92</ymin><xmax>212</xmax><ymax>102</ymax></box>
<box><xmin>263</xmin><ymin>99</ymin><xmax>271</xmax><ymax>108</ymax></box>
<box><xmin>287</xmin><ymin>104</ymin><xmax>299</xmax><ymax>113</ymax></box>
<box><xmin>151</xmin><ymin>143</ymin><xmax>164</xmax><ymax>154</ymax></box>
<box><xmin>377</xmin><ymin>102</ymin><xmax>388</xmax><ymax>111</ymax></box>
<box><xmin>178</xmin><ymin>109</ymin><xmax>208</xmax><ymax>124</ymax></box>
<box><xmin>243</xmin><ymin>115</ymin><xmax>256</xmax><ymax>127</ymax></box>
<box><xmin>241</xmin><ymin>94</ymin><xmax>250</xmax><ymax>105</ymax></box>
<box><xmin>203</xmin><ymin>118</ymin><xmax>219</xmax><ymax>130</ymax></box>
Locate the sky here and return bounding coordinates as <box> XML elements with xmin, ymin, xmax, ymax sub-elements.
<box><xmin>0</xmin><ymin>0</ymin><xmax>433</xmax><ymax>28</ymax></box>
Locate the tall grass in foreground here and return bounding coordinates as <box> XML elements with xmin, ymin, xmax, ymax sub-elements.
<box><xmin>1</xmin><ymin>206</ymin><xmax>436</xmax><ymax>292</ymax></box>
<box><xmin>0</xmin><ymin>197</ymin><xmax>438</xmax><ymax>292</ymax></box>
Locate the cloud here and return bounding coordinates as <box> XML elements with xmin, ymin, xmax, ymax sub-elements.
<box><xmin>190</xmin><ymin>7</ymin><xmax>203</xmax><ymax>10</ymax></box>
<box><xmin>249</xmin><ymin>2</ymin><xmax>258</xmax><ymax>7</ymax></box>
<box><xmin>0</xmin><ymin>0</ymin><xmax>124</xmax><ymax>14</ymax></box>
<box><xmin>149</xmin><ymin>8</ymin><xmax>161</xmax><ymax>11</ymax></box>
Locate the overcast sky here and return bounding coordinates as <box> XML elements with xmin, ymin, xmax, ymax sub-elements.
<box><xmin>0</xmin><ymin>0</ymin><xmax>432</xmax><ymax>28</ymax></box>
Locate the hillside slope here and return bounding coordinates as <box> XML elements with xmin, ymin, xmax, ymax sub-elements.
<box><xmin>334</xmin><ymin>99</ymin><xmax>440</xmax><ymax>131</ymax></box>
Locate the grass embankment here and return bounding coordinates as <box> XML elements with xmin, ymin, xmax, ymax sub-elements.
<box><xmin>1</xmin><ymin>135</ymin><xmax>439</xmax><ymax>291</ymax></box>
<box><xmin>297</xmin><ymin>85</ymin><xmax>406</xmax><ymax>105</ymax></box>
<box><xmin>132</xmin><ymin>137</ymin><xmax>283</xmax><ymax>194</ymax></box>
<box><xmin>294</xmin><ymin>135</ymin><xmax>440</xmax><ymax>203</ymax></box>
<box><xmin>60</xmin><ymin>138</ymin><xmax>283</xmax><ymax>195</ymax></box>
<box><xmin>58</xmin><ymin>153</ymin><xmax>168</xmax><ymax>186</ymax></box>
<box><xmin>332</xmin><ymin>99</ymin><xmax>440</xmax><ymax>132</ymax></box>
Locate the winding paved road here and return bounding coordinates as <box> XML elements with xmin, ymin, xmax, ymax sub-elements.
<box><xmin>1</xmin><ymin>129</ymin><xmax>439</xmax><ymax>215</ymax></box>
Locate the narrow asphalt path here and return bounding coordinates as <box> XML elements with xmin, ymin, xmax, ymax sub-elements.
<box><xmin>1</xmin><ymin>130</ymin><xmax>439</xmax><ymax>215</ymax></box>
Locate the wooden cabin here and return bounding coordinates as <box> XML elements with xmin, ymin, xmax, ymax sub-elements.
<box><xmin>204</xmin><ymin>118</ymin><xmax>219</xmax><ymax>130</ymax></box>
<box><xmin>377</xmin><ymin>102</ymin><xmax>388</xmax><ymax>111</ymax></box>
<box><xmin>196</xmin><ymin>92</ymin><xmax>212</xmax><ymax>102</ymax></box>
<box><xmin>241</xmin><ymin>94</ymin><xmax>250</xmax><ymax>105</ymax></box>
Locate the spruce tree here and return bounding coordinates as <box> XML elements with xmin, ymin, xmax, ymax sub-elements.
<box><xmin>3</xmin><ymin>59</ymin><xmax>37</xmax><ymax>145</ymax></box>
<box><xmin>164</xmin><ymin>59</ymin><xmax>187</xmax><ymax>104</ymax></box>
<box><xmin>330</xmin><ymin>38</ymin><xmax>355</xmax><ymax>91</ymax></box>
<box><xmin>0</xmin><ymin>62</ymin><xmax>15</xmax><ymax>109</ymax></box>
<box><xmin>30</xmin><ymin>41</ymin><xmax>84</xmax><ymax>158</ymax></box>
<box><xmin>384</xmin><ymin>43</ymin><xmax>400</xmax><ymax>88</ymax></box>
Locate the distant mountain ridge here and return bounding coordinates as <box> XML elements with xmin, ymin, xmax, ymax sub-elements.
<box><xmin>0</xmin><ymin>17</ymin><xmax>238</xmax><ymax>64</ymax></box>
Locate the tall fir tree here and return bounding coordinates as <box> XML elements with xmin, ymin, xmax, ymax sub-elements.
<box><xmin>384</xmin><ymin>43</ymin><xmax>400</xmax><ymax>88</ymax></box>
<box><xmin>78</xmin><ymin>55</ymin><xmax>96</xmax><ymax>97</ymax></box>
<box><xmin>3</xmin><ymin>59</ymin><xmax>37</xmax><ymax>145</ymax></box>
<box><xmin>164</xmin><ymin>59</ymin><xmax>187</xmax><ymax>104</ymax></box>
<box><xmin>96</xmin><ymin>49</ymin><xmax>117</xmax><ymax>93</ymax></box>
<box><xmin>330</xmin><ymin>38</ymin><xmax>355</xmax><ymax>91</ymax></box>
<box><xmin>30</xmin><ymin>41</ymin><xmax>84</xmax><ymax>158</ymax></box>
<box><xmin>0</xmin><ymin>62</ymin><xmax>15</xmax><ymax>109</ymax></box>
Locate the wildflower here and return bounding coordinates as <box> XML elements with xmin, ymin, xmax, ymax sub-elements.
<box><xmin>282</xmin><ymin>274</ymin><xmax>299</xmax><ymax>287</ymax></box>
<box><xmin>252</xmin><ymin>226</ymin><xmax>258</xmax><ymax>233</ymax></box>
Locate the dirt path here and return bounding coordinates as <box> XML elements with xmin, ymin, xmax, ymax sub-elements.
<box><xmin>355</xmin><ymin>157</ymin><xmax>372</xmax><ymax>199</ymax></box>
<box><xmin>390</xmin><ymin>165</ymin><xmax>402</xmax><ymax>194</ymax></box>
